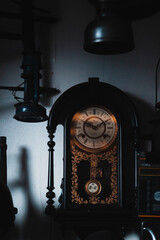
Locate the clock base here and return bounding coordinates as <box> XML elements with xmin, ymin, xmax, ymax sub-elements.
<box><xmin>52</xmin><ymin>210</ymin><xmax>141</xmax><ymax>240</ymax></box>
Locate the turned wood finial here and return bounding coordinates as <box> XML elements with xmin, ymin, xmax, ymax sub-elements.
<box><xmin>45</xmin><ymin>128</ymin><xmax>56</xmax><ymax>214</ymax></box>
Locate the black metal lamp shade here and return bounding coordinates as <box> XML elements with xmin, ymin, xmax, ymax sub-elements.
<box><xmin>84</xmin><ymin>0</ymin><xmax>134</xmax><ymax>55</ymax></box>
<box><xmin>14</xmin><ymin>102</ymin><xmax>48</xmax><ymax>122</ymax></box>
<box><xmin>84</xmin><ymin>16</ymin><xmax>134</xmax><ymax>54</ymax></box>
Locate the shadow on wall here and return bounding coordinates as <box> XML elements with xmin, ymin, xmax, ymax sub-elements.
<box><xmin>0</xmin><ymin>147</ymin><xmax>61</xmax><ymax>240</ymax></box>
<box><xmin>125</xmin><ymin>93</ymin><xmax>154</xmax><ymax>136</ymax></box>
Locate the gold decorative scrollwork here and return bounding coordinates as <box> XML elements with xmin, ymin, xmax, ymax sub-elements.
<box><xmin>71</xmin><ymin>144</ymin><xmax>118</xmax><ymax>205</ymax></box>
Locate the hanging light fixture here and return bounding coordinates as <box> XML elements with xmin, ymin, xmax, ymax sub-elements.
<box><xmin>0</xmin><ymin>0</ymin><xmax>60</xmax><ymax>122</ymax></box>
<box><xmin>13</xmin><ymin>0</ymin><xmax>47</xmax><ymax>122</ymax></box>
<box><xmin>13</xmin><ymin>52</ymin><xmax>49</xmax><ymax>123</ymax></box>
<box><xmin>0</xmin><ymin>0</ymin><xmax>59</xmax><ymax>122</ymax></box>
<box><xmin>14</xmin><ymin>102</ymin><xmax>48</xmax><ymax>123</ymax></box>
<box><xmin>14</xmin><ymin>102</ymin><xmax>48</xmax><ymax>122</ymax></box>
<box><xmin>84</xmin><ymin>0</ymin><xmax>134</xmax><ymax>54</ymax></box>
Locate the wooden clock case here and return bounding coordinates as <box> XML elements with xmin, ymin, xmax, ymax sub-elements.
<box><xmin>46</xmin><ymin>78</ymin><xmax>140</xmax><ymax>239</ymax></box>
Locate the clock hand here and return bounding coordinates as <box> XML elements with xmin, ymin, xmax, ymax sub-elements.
<box><xmin>104</xmin><ymin>118</ymin><xmax>110</xmax><ymax>123</ymax></box>
<box><xmin>87</xmin><ymin>121</ymin><xmax>104</xmax><ymax>130</ymax></box>
<box><xmin>80</xmin><ymin>119</ymin><xmax>93</xmax><ymax>128</ymax></box>
<box><xmin>81</xmin><ymin>118</ymin><xmax>109</xmax><ymax>130</ymax></box>
<box><xmin>86</xmin><ymin>122</ymin><xmax>95</xmax><ymax>129</ymax></box>
<box><xmin>95</xmin><ymin>122</ymin><xmax>104</xmax><ymax>128</ymax></box>
<box><xmin>95</xmin><ymin>118</ymin><xmax>111</xmax><ymax>128</ymax></box>
<box><xmin>81</xmin><ymin>119</ymin><xmax>96</xmax><ymax>129</ymax></box>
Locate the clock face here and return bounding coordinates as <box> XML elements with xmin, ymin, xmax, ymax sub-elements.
<box><xmin>71</xmin><ymin>106</ymin><xmax>118</xmax><ymax>152</ymax></box>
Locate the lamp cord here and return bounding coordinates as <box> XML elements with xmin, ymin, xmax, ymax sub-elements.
<box><xmin>12</xmin><ymin>81</ymin><xmax>24</xmax><ymax>103</ymax></box>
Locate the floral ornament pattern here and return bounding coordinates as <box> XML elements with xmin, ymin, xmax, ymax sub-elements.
<box><xmin>71</xmin><ymin>144</ymin><xmax>118</xmax><ymax>205</ymax></box>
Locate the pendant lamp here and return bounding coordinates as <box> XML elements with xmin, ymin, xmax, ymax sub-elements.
<box><xmin>13</xmin><ymin>53</ymin><xmax>48</xmax><ymax>123</ymax></box>
<box><xmin>14</xmin><ymin>102</ymin><xmax>48</xmax><ymax>122</ymax></box>
<box><xmin>84</xmin><ymin>0</ymin><xmax>134</xmax><ymax>54</ymax></box>
<box><xmin>0</xmin><ymin>0</ymin><xmax>59</xmax><ymax>123</ymax></box>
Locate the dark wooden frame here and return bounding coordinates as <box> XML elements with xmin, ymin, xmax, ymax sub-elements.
<box><xmin>45</xmin><ymin>78</ymin><xmax>140</xmax><ymax>238</ymax></box>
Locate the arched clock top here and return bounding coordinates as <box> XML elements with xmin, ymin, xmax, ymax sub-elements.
<box><xmin>47</xmin><ymin>78</ymin><xmax>138</xmax><ymax>132</ymax></box>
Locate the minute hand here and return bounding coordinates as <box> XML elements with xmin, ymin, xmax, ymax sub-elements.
<box><xmin>96</xmin><ymin>119</ymin><xmax>110</xmax><ymax>128</ymax></box>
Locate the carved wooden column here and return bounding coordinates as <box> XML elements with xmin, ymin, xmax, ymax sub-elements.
<box><xmin>45</xmin><ymin>128</ymin><xmax>56</xmax><ymax>214</ymax></box>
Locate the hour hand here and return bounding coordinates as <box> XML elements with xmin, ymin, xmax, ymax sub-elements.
<box><xmin>96</xmin><ymin>122</ymin><xmax>104</xmax><ymax>128</ymax></box>
<box><xmin>84</xmin><ymin>121</ymin><xmax>94</xmax><ymax>128</ymax></box>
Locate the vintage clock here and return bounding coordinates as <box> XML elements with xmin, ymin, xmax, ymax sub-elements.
<box><xmin>69</xmin><ymin>105</ymin><xmax>118</xmax><ymax>206</ymax></box>
<box><xmin>46</xmin><ymin>78</ymin><xmax>140</xmax><ymax>239</ymax></box>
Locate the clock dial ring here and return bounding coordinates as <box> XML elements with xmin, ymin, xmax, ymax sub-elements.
<box><xmin>70</xmin><ymin>106</ymin><xmax>118</xmax><ymax>152</ymax></box>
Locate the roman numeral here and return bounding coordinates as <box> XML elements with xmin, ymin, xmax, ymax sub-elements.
<box><xmin>103</xmin><ymin>133</ymin><xmax>111</xmax><ymax>139</ymax></box>
<box><xmin>77</xmin><ymin>133</ymin><xmax>85</xmax><ymax>138</ymax></box>
<box><xmin>83</xmin><ymin>111</ymin><xmax>88</xmax><ymax>116</ymax></box>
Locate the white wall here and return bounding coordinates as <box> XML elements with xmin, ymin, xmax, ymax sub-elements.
<box><xmin>0</xmin><ymin>0</ymin><xmax>160</xmax><ymax>239</ymax></box>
